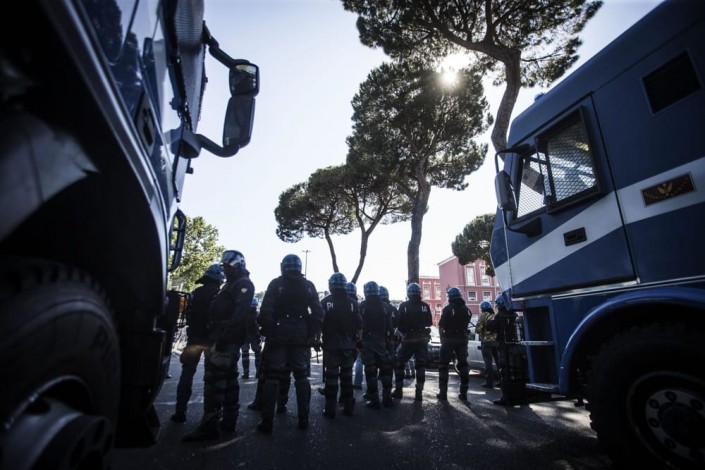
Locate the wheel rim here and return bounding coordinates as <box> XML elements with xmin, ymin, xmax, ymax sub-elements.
<box><xmin>628</xmin><ymin>371</ymin><xmax>705</xmax><ymax>468</ymax></box>
<box><xmin>2</xmin><ymin>396</ymin><xmax>113</xmax><ymax>469</ymax></box>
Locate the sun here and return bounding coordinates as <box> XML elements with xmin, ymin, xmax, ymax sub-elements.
<box><xmin>437</xmin><ymin>52</ymin><xmax>468</xmax><ymax>87</ymax></box>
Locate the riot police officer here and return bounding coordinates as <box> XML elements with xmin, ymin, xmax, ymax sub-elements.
<box><xmin>183</xmin><ymin>250</ymin><xmax>254</xmax><ymax>441</ymax></box>
<box><xmin>393</xmin><ymin>283</ymin><xmax>433</xmax><ymax>401</ymax></box>
<box><xmin>437</xmin><ymin>287</ymin><xmax>471</xmax><ymax>401</ymax></box>
<box><xmin>488</xmin><ymin>294</ymin><xmax>525</xmax><ymax>406</ymax></box>
<box><xmin>320</xmin><ymin>273</ymin><xmax>362</xmax><ymax>418</ymax></box>
<box><xmin>360</xmin><ymin>281</ymin><xmax>395</xmax><ymax>408</ymax></box>
<box><xmin>171</xmin><ymin>263</ymin><xmax>223</xmax><ymax>423</ymax></box>
<box><xmin>256</xmin><ymin>254</ymin><xmax>324</xmax><ymax>433</ymax></box>
<box><xmin>476</xmin><ymin>300</ymin><xmax>499</xmax><ymax>388</ymax></box>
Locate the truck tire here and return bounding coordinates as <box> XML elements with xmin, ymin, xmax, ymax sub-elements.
<box><xmin>0</xmin><ymin>258</ymin><xmax>120</xmax><ymax>469</ymax></box>
<box><xmin>587</xmin><ymin>323</ymin><xmax>705</xmax><ymax>469</ymax></box>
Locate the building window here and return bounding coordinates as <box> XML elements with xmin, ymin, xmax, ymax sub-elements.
<box><xmin>434</xmin><ymin>285</ymin><xmax>441</xmax><ymax>299</ymax></box>
<box><xmin>465</xmin><ymin>264</ymin><xmax>475</xmax><ymax>286</ymax></box>
<box><xmin>423</xmin><ymin>284</ymin><xmax>431</xmax><ymax>299</ymax></box>
<box><xmin>482</xmin><ymin>291</ymin><xmax>492</xmax><ymax>301</ymax></box>
<box><xmin>479</xmin><ymin>263</ymin><xmax>489</xmax><ymax>286</ymax></box>
<box><xmin>467</xmin><ymin>291</ymin><xmax>477</xmax><ymax>301</ymax></box>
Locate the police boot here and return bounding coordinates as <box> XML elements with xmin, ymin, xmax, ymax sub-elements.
<box><xmin>459</xmin><ymin>382</ymin><xmax>469</xmax><ymax>401</ymax></box>
<box><xmin>343</xmin><ymin>397</ymin><xmax>355</xmax><ymax>416</ymax></box>
<box><xmin>415</xmin><ymin>387</ymin><xmax>423</xmax><ymax>402</ymax></box>
<box><xmin>436</xmin><ymin>389</ymin><xmax>447</xmax><ymax>401</ymax></box>
<box><xmin>392</xmin><ymin>387</ymin><xmax>403</xmax><ymax>399</ymax></box>
<box><xmin>294</xmin><ymin>379</ymin><xmax>311</xmax><ymax>430</ymax></box>
<box><xmin>256</xmin><ymin>418</ymin><xmax>273</xmax><ymax>434</ymax></box>
<box><xmin>323</xmin><ymin>399</ymin><xmax>336</xmax><ymax>419</ymax></box>
<box><xmin>382</xmin><ymin>389</ymin><xmax>394</xmax><ymax>408</ymax></box>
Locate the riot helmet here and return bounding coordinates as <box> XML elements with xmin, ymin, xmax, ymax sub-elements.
<box><xmin>379</xmin><ymin>286</ymin><xmax>390</xmax><ymax>302</ymax></box>
<box><xmin>280</xmin><ymin>254</ymin><xmax>302</xmax><ymax>275</ymax></box>
<box><xmin>406</xmin><ymin>282</ymin><xmax>421</xmax><ymax>298</ymax></box>
<box><xmin>328</xmin><ymin>272</ymin><xmax>348</xmax><ymax>292</ymax></box>
<box><xmin>479</xmin><ymin>300</ymin><xmax>493</xmax><ymax>312</ymax></box>
<box><xmin>197</xmin><ymin>263</ymin><xmax>224</xmax><ymax>284</ymax></box>
<box><xmin>363</xmin><ymin>281</ymin><xmax>380</xmax><ymax>298</ymax></box>
<box><xmin>221</xmin><ymin>250</ymin><xmax>246</xmax><ymax>271</ymax></box>
<box><xmin>346</xmin><ymin>282</ymin><xmax>357</xmax><ymax>299</ymax></box>
<box><xmin>447</xmin><ymin>287</ymin><xmax>462</xmax><ymax>301</ymax></box>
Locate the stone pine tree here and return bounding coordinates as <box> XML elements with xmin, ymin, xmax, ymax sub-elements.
<box><xmin>347</xmin><ymin>60</ymin><xmax>489</xmax><ymax>284</ymax></box>
<box><xmin>274</xmin><ymin>162</ymin><xmax>411</xmax><ymax>283</ymax></box>
<box><xmin>451</xmin><ymin>213</ymin><xmax>496</xmax><ymax>276</ymax></box>
<box><xmin>275</xmin><ymin>166</ymin><xmax>355</xmax><ymax>273</ymax></box>
<box><xmin>342</xmin><ymin>158</ymin><xmax>412</xmax><ymax>283</ymax></box>
<box><xmin>342</xmin><ymin>0</ymin><xmax>602</xmax><ymax>153</ymax></box>
<box><xmin>168</xmin><ymin>215</ymin><xmax>224</xmax><ymax>292</ymax></box>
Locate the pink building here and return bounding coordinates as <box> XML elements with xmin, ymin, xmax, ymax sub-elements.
<box><xmin>437</xmin><ymin>256</ymin><xmax>501</xmax><ymax>316</ymax></box>
<box><xmin>418</xmin><ymin>275</ymin><xmax>443</xmax><ymax>325</ymax></box>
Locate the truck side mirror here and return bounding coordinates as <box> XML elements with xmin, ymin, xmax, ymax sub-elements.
<box><xmin>495</xmin><ymin>171</ymin><xmax>517</xmax><ymax>212</ymax></box>
<box><xmin>171</xmin><ymin>25</ymin><xmax>260</xmax><ymax>159</ymax></box>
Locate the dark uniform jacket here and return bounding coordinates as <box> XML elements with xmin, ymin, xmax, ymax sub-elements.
<box><xmin>396</xmin><ymin>298</ymin><xmax>433</xmax><ymax>340</ymax></box>
<box><xmin>487</xmin><ymin>306</ymin><xmax>518</xmax><ymax>343</ymax></box>
<box><xmin>360</xmin><ymin>296</ymin><xmax>394</xmax><ymax>342</ymax></box>
<box><xmin>438</xmin><ymin>298</ymin><xmax>470</xmax><ymax>340</ymax></box>
<box><xmin>207</xmin><ymin>269</ymin><xmax>254</xmax><ymax>346</ymax></box>
<box><xmin>321</xmin><ymin>290</ymin><xmax>361</xmax><ymax>350</ymax></box>
<box><xmin>186</xmin><ymin>278</ymin><xmax>221</xmax><ymax>343</ymax></box>
<box><xmin>258</xmin><ymin>272</ymin><xmax>324</xmax><ymax>345</ymax></box>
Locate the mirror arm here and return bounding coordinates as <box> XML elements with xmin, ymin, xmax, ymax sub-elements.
<box><xmin>197</xmin><ymin>134</ymin><xmax>239</xmax><ymax>158</ymax></box>
<box><xmin>494</xmin><ymin>143</ymin><xmax>532</xmax><ymax>172</ymax></box>
<box><xmin>203</xmin><ymin>23</ymin><xmax>251</xmax><ymax>68</ymax></box>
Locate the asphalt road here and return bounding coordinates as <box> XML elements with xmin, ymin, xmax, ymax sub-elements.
<box><xmin>112</xmin><ymin>352</ymin><xmax>613</xmax><ymax>470</ymax></box>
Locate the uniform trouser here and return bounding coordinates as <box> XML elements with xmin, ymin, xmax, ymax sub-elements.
<box><xmin>395</xmin><ymin>339</ymin><xmax>429</xmax><ymax>392</ymax></box>
<box><xmin>261</xmin><ymin>343</ymin><xmax>310</xmax><ymax>423</ymax></box>
<box><xmin>201</xmin><ymin>343</ymin><xmax>241</xmax><ymax>430</ymax></box>
<box><xmin>361</xmin><ymin>339</ymin><xmax>394</xmax><ymax>401</ymax></box>
<box><xmin>481</xmin><ymin>342</ymin><xmax>499</xmax><ymax>382</ymax></box>
<box><xmin>353</xmin><ymin>351</ymin><xmax>364</xmax><ymax>387</ymax></box>
<box><xmin>323</xmin><ymin>348</ymin><xmax>356</xmax><ymax>413</ymax></box>
<box><xmin>497</xmin><ymin>342</ymin><xmax>528</xmax><ymax>403</ymax></box>
<box><xmin>241</xmin><ymin>340</ymin><xmax>262</xmax><ymax>376</ymax></box>
<box><xmin>438</xmin><ymin>338</ymin><xmax>469</xmax><ymax>394</ymax></box>
<box><xmin>253</xmin><ymin>343</ymin><xmax>290</xmax><ymax>407</ymax></box>
<box><xmin>175</xmin><ymin>342</ymin><xmax>208</xmax><ymax>414</ymax></box>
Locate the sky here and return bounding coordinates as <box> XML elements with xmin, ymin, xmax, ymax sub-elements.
<box><xmin>178</xmin><ymin>0</ymin><xmax>664</xmax><ymax>300</ymax></box>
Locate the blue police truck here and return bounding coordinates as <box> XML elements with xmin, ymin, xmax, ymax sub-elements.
<box><xmin>0</xmin><ymin>1</ymin><xmax>258</xmax><ymax>467</ymax></box>
<box><xmin>490</xmin><ymin>1</ymin><xmax>704</xmax><ymax>468</ymax></box>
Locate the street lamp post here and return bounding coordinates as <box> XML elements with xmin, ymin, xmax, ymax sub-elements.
<box><xmin>302</xmin><ymin>249</ymin><xmax>310</xmax><ymax>277</ymax></box>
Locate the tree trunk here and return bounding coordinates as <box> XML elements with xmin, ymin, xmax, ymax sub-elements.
<box><xmin>406</xmin><ymin>177</ymin><xmax>431</xmax><ymax>285</ymax></box>
<box><xmin>491</xmin><ymin>51</ymin><xmax>522</xmax><ymax>154</ymax></box>
<box><xmin>324</xmin><ymin>231</ymin><xmax>339</xmax><ymax>274</ymax></box>
<box><xmin>351</xmin><ymin>227</ymin><xmax>369</xmax><ymax>285</ymax></box>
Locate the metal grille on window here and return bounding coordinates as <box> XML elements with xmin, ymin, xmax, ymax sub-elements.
<box><xmin>517</xmin><ymin>151</ymin><xmax>549</xmax><ymax>218</ymax></box>
<box><xmin>546</xmin><ymin>121</ymin><xmax>596</xmax><ymax>203</ymax></box>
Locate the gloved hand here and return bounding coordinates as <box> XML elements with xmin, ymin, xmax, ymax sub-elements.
<box><xmin>356</xmin><ymin>340</ymin><xmax>363</xmax><ymax>351</ymax></box>
<box><xmin>313</xmin><ymin>341</ymin><xmax>322</xmax><ymax>353</ymax></box>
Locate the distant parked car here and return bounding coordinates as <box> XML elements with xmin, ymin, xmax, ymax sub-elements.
<box><xmin>428</xmin><ymin>326</ymin><xmax>441</xmax><ymax>368</ymax></box>
<box><xmin>466</xmin><ymin>325</ymin><xmax>486</xmax><ymax>371</ymax></box>
<box><xmin>429</xmin><ymin>325</ymin><xmax>486</xmax><ymax>371</ymax></box>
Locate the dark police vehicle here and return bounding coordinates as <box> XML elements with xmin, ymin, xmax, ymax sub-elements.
<box><xmin>0</xmin><ymin>1</ymin><xmax>258</xmax><ymax>468</ymax></box>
